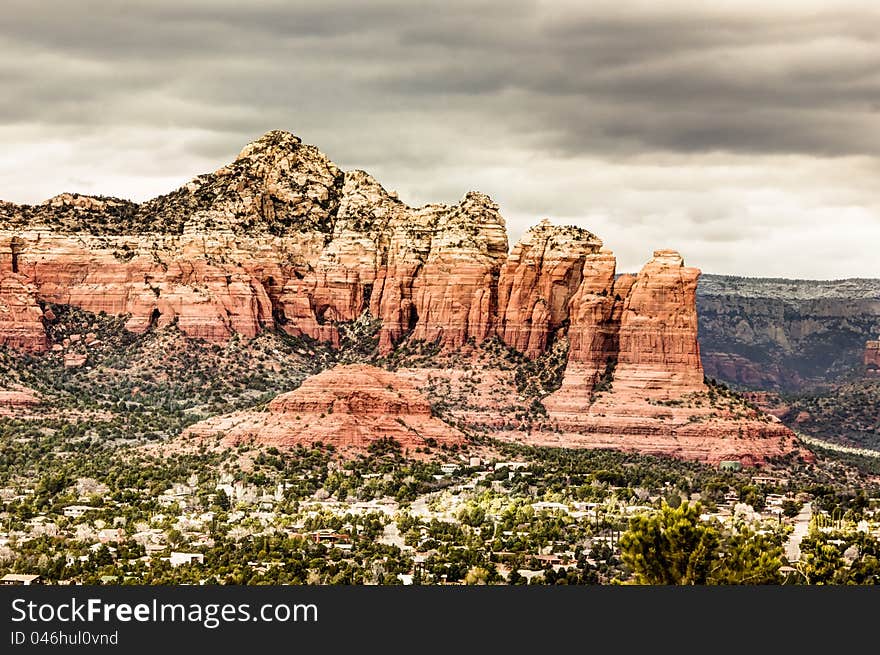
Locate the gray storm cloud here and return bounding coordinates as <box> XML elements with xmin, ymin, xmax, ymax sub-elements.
<box><xmin>1</xmin><ymin>0</ymin><xmax>878</xmax><ymax>278</ymax></box>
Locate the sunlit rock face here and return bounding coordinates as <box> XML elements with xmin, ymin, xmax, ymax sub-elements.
<box><xmin>184</xmin><ymin>364</ymin><xmax>466</xmax><ymax>454</ymax></box>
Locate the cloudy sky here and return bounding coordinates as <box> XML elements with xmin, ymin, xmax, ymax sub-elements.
<box><xmin>1</xmin><ymin>1</ymin><xmax>879</xmax><ymax>278</ymax></box>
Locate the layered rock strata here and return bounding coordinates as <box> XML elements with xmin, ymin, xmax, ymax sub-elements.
<box><xmin>0</xmin><ymin>132</ymin><xmax>510</xmax><ymax>352</ymax></box>
<box><xmin>0</xmin><ymin>386</ymin><xmax>41</xmax><ymax>415</ymax></box>
<box><xmin>1</xmin><ymin>130</ymin><xmax>803</xmax><ymax>464</ymax></box>
<box><xmin>0</xmin><ymin>237</ymin><xmax>46</xmax><ymax>351</ymax></box>
<box><xmin>495</xmin><ymin>220</ymin><xmax>604</xmax><ymax>358</ymax></box>
<box><xmin>697</xmin><ymin>274</ymin><xmax>880</xmax><ymax>391</ymax></box>
<box><xmin>185</xmin><ymin>364</ymin><xmax>465</xmax><ymax>453</ymax></box>
<box><xmin>614</xmin><ymin>250</ymin><xmax>704</xmax><ymax>391</ymax></box>
<box><xmin>0</xmin><ymin>131</ymin><xmax>694</xmax><ymax>367</ymax></box>
<box><xmin>534</xmin><ymin>251</ymin><xmax>800</xmax><ymax>465</ymax></box>
<box><xmin>866</xmin><ymin>341</ymin><xmax>880</xmax><ymax>374</ymax></box>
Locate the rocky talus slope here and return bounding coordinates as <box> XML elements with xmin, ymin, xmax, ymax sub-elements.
<box><xmin>0</xmin><ymin>130</ymin><xmax>803</xmax><ymax>464</ymax></box>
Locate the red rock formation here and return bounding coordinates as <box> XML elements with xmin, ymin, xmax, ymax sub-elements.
<box><xmin>546</xmin><ymin>249</ymin><xmax>704</xmax><ymax>409</ymax></box>
<box><xmin>539</xmin><ymin>250</ymin><xmax>802</xmax><ymax>465</ymax></box>
<box><xmin>543</xmin><ymin>269</ymin><xmax>632</xmax><ymax>416</ymax></box>
<box><xmin>0</xmin><ymin>236</ymin><xmax>46</xmax><ymax>351</ymax></box>
<box><xmin>0</xmin><ymin>386</ymin><xmax>40</xmax><ymax>415</ymax></box>
<box><xmin>542</xmin><ymin>375</ymin><xmax>802</xmax><ymax>465</ymax></box>
<box><xmin>400</xmin><ymin>361</ymin><xmax>805</xmax><ymax>466</ymax></box>
<box><xmin>10</xmin><ymin>233</ymin><xmax>276</xmax><ymax>344</ymax></box>
<box><xmin>0</xmin><ymin>276</ymin><xmax>46</xmax><ymax>352</ymax></box>
<box><xmin>505</xmin><ymin>414</ymin><xmax>803</xmax><ymax>467</ymax></box>
<box><xmin>495</xmin><ymin>221</ymin><xmax>604</xmax><ymax>358</ymax></box>
<box><xmin>408</xmin><ymin>193</ymin><xmax>508</xmax><ymax>351</ymax></box>
<box><xmin>0</xmin><ymin>137</ymin><xmax>514</xmax><ymax>351</ymax></box>
<box><xmin>63</xmin><ymin>353</ymin><xmax>88</xmax><ymax>368</ymax></box>
<box><xmin>0</xmin><ymin>130</ymin><xmax>805</xmax><ymax>465</ymax></box>
<box><xmin>185</xmin><ymin>364</ymin><xmax>465</xmax><ymax>454</ymax></box>
<box><xmin>2</xmin><ymin>134</ymin><xmax>704</xmax><ymax>375</ymax></box>
<box><xmin>866</xmin><ymin>340</ymin><xmax>880</xmax><ymax>374</ymax></box>
<box><xmin>614</xmin><ymin>250</ymin><xmax>704</xmax><ymax>392</ymax></box>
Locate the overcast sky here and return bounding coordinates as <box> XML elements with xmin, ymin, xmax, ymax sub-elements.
<box><xmin>1</xmin><ymin>1</ymin><xmax>879</xmax><ymax>278</ymax></box>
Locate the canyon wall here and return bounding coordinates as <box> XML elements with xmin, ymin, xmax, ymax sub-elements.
<box><xmin>697</xmin><ymin>275</ymin><xmax>880</xmax><ymax>390</ymax></box>
<box><xmin>0</xmin><ymin>236</ymin><xmax>47</xmax><ymax>352</ymax></box>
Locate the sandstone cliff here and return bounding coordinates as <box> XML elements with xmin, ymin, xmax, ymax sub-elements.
<box><xmin>1</xmin><ymin>131</ymin><xmax>689</xmax><ymax>364</ymax></box>
<box><xmin>0</xmin><ymin>131</ymin><xmax>511</xmax><ymax>352</ymax></box>
<box><xmin>867</xmin><ymin>341</ymin><xmax>880</xmax><ymax>374</ymax></box>
<box><xmin>0</xmin><ymin>130</ymin><xmax>803</xmax><ymax>465</ymax></box>
<box><xmin>615</xmin><ymin>250</ymin><xmax>704</xmax><ymax>391</ymax></box>
<box><xmin>185</xmin><ymin>364</ymin><xmax>465</xmax><ymax>454</ymax></box>
<box><xmin>0</xmin><ymin>236</ymin><xmax>46</xmax><ymax>352</ymax></box>
<box><xmin>495</xmin><ymin>220</ymin><xmax>604</xmax><ymax>358</ymax></box>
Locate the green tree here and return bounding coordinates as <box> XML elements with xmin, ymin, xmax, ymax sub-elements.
<box><xmin>782</xmin><ymin>500</ymin><xmax>802</xmax><ymax>519</ymax></box>
<box><xmin>213</xmin><ymin>489</ymin><xmax>231</xmax><ymax>511</ymax></box>
<box><xmin>709</xmin><ymin>529</ymin><xmax>782</xmax><ymax>584</ymax></box>
<box><xmin>798</xmin><ymin>536</ymin><xmax>846</xmax><ymax>585</ymax></box>
<box><xmin>464</xmin><ymin>566</ymin><xmax>490</xmax><ymax>585</ymax></box>
<box><xmin>620</xmin><ymin>503</ymin><xmax>784</xmax><ymax>586</ymax></box>
<box><xmin>619</xmin><ymin>502</ymin><xmax>719</xmax><ymax>585</ymax></box>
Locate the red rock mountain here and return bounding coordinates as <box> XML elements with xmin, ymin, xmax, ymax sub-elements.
<box><xmin>184</xmin><ymin>364</ymin><xmax>465</xmax><ymax>454</ymax></box>
<box><xmin>0</xmin><ymin>130</ymin><xmax>804</xmax><ymax>463</ymax></box>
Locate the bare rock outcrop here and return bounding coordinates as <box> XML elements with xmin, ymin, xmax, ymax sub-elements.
<box><xmin>0</xmin><ymin>236</ymin><xmax>46</xmax><ymax>351</ymax></box>
<box><xmin>185</xmin><ymin>364</ymin><xmax>465</xmax><ymax>454</ymax></box>
<box><xmin>540</xmin><ymin>250</ymin><xmax>800</xmax><ymax>465</ymax></box>
<box><xmin>0</xmin><ymin>386</ymin><xmax>41</xmax><ymax>415</ymax></box>
<box><xmin>546</xmin><ymin>248</ymin><xmax>704</xmax><ymax>417</ymax></box>
<box><xmin>495</xmin><ymin>221</ymin><xmax>603</xmax><ymax>358</ymax></box>
<box><xmin>866</xmin><ymin>340</ymin><xmax>880</xmax><ymax>374</ymax></box>
<box><xmin>0</xmin><ymin>133</ymin><xmax>508</xmax><ymax>348</ymax></box>
<box><xmin>614</xmin><ymin>250</ymin><xmax>705</xmax><ymax>392</ymax></box>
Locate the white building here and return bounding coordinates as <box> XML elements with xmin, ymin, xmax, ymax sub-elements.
<box><xmin>1</xmin><ymin>573</ymin><xmax>41</xmax><ymax>586</ymax></box>
<box><xmin>169</xmin><ymin>552</ymin><xmax>205</xmax><ymax>567</ymax></box>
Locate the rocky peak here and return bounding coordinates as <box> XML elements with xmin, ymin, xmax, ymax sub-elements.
<box><xmin>518</xmin><ymin>219</ymin><xmax>604</xmax><ymax>254</ymax></box>
<box><xmin>425</xmin><ymin>192</ymin><xmax>508</xmax><ymax>259</ymax></box>
<box><xmin>649</xmin><ymin>249</ymin><xmax>686</xmax><ymax>267</ymax></box>
<box><xmin>234</xmin><ymin>129</ymin><xmax>303</xmax><ymax>161</ymax></box>
<box><xmin>334</xmin><ymin>169</ymin><xmax>406</xmax><ymax>236</ymax></box>
<box><xmin>0</xmin><ymin>132</ymin><xmax>702</xmax><ymax>381</ymax></box>
<box><xmin>144</xmin><ymin>130</ymin><xmax>344</xmax><ymax>235</ymax></box>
